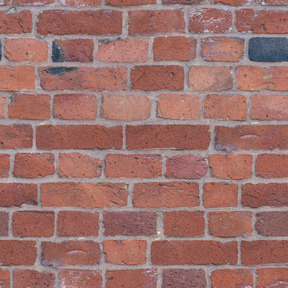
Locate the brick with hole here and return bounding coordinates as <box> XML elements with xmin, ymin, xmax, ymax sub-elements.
<box><xmin>8</xmin><ymin>94</ymin><xmax>50</xmax><ymax>120</ymax></box>
<box><xmin>58</xmin><ymin>153</ymin><xmax>102</xmax><ymax>178</ymax></box>
<box><xmin>0</xmin><ymin>212</ymin><xmax>8</xmax><ymax>236</ymax></box>
<box><xmin>13</xmin><ymin>153</ymin><xmax>55</xmax><ymax>178</ymax></box>
<box><xmin>104</xmin><ymin>240</ymin><xmax>147</xmax><ymax>265</ymax></box>
<box><xmin>257</xmin><ymin>268</ymin><xmax>288</xmax><ymax>288</ymax></box>
<box><xmin>0</xmin><ymin>269</ymin><xmax>9</xmax><ymax>288</ymax></box>
<box><xmin>13</xmin><ymin>270</ymin><xmax>55</xmax><ymax>288</ymax></box>
<box><xmin>0</xmin><ymin>11</ymin><xmax>32</xmax><ymax>34</ymax></box>
<box><xmin>0</xmin><ymin>154</ymin><xmax>9</xmax><ymax>178</ymax></box>
<box><xmin>102</xmin><ymin>94</ymin><xmax>151</xmax><ymax>121</ymax></box>
<box><xmin>53</xmin><ymin>94</ymin><xmax>97</xmax><ymax>120</ymax></box>
<box><xmin>57</xmin><ymin>211</ymin><xmax>99</xmax><ymax>237</ymax></box>
<box><xmin>13</xmin><ymin>211</ymin><xmax>54</xmax><ymax>237</ymax></box>
<box><xmin>157</xmin><ymin>94</ymin><xmax>201</xmax><ymax>120</ymax></box>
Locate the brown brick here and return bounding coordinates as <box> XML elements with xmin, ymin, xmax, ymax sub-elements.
<box><xmin>13</xmin><ymin>211</ymin><xmax>54</xmax><ymax>237</ymax></box>
<box><xmin>0</xmin><ymin>212</ymin><xmax>8</xmax><ymax>236</ymax></box>
<box><xmin>133</xmin><ymin>182</ymin><xmax>199</xmax><ymax>208</ymax></box>
<box><xmin>104</xmin><ymin>211</ymin><xmax>156</xmax><ymax>236</ymax></box>
<box><xmin>41</xmin><ymin>241</ymin><xmax>101</xmax><ymax>266</ymax></box>
<box><xmin>41</xmin><ymin>182</ymin><xmax>128</xmax><ymax>208</ymax></box>
<box><xmin>53</xmin><ymin>94</ymin><xmax>97</xmax><ymax>120</ymax></box>
<box><xmin>36</xmin><ymin>125</ymin><xmax>122</xmax><ymax>149</ymax></box>
<box><xmin>106</xmin><ymin>154</ymin><xmax>162</xmax><ymax>178</ymax></box>
<box><xmin>257</xmin><ymin>268</ymin><xmax>288</xmax><ymax>288</ymax></box>
<box><xmin>102</xmin><ymin>94</ymin><xmax>151</xmax><ymax>121</ymax></box>
<box><xmin>13</xmin><ymin>270</ymin><xmax>55</xmax><ymax>288</ymax></box>
<box><xmin>8</xmin><ymin>94</ymin><xmax>50</xmax><ymax>120</ymax></box>
<box><xmin>0</xmin><ymin>11</ymin><xmax>32</xmax><ymax>34</ymax></box>
<box><xmin>104</xmin><ymin>240</ymin><xmax>147</xmax><ymax>265</ymax></box>
<box><xmin>131</xmin><ymin>65</ymin><xmax>184</xmax><ymax>91</ymax></box>
<box><xmin>189</xmin><ymin>66</ymin><xmax>233</xmax><ymax>91</ymax></box>
<box><xmin>58</xmin><ymin>153</ymin><xmax>102</xmax><ymax>178</ymax></box>
<box><xmin>37</xmin><ymin>10</ymin><xmax>122</xmax><ymax>35</ymax></box>
<box><xmin>126</xmin><ymin>125</ymin><xmax>210</xmax><ymax>150</ymax></box>
<box><xmin>0</xmin><ymin>269</ymin><xmax>9</xmax><ymax>288</ymax></box>
<box><xmin>129</xmin><ymin>10</ymin><xmax>185</xmax><ymax>35</ymax></box>
<box><xmin>0</xmin><ymin>154</ymin><xmax>9</xmax><ymax>178</ymax></box>
<box><xmin>57</xmin><ymin>211</ymin><xmax>99</xmax><ymax>237</ymax></box>
<box><xmin>151</xmin><ymin>241</ymin><xmax>238</xmax><ymax>265</ymax></box>
<box><xmin>157</xmin><ymin>94</ymin><xmax>201</xmax><ymax>120</ymax></box>
<box><xmin>164</xmin><ymin>211</ymin><xmax>205</xmax><ymax>237</ymax></box>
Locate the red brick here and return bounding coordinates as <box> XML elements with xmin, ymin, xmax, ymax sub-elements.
<box><xmin>202</xmin><ymin>37</ymin><xmax>244</xmax><ymax>62</ymax></box>
<box><xmin>13</xmin><ymin>270</ymin><xmax>55</xmax><ymax>288</ymax></box>
<box><xmin>39</xmin><ymin>67</ymin><xmax>127</xmax><ymax>91</ymax></box>
<box><xmin>209</xmin><ymin>154</ymin><xmax>252</xmax><ymax>180</ymax></box>
<box><xmin>0</xmin><ymin>240</ymin><xmax>36</xmax><ymax>265</ymax></box>
<box><xmin>236</xmin><ymin>9</ymin><xmax>288</xmax><ymax>33</ymax></box>
<box><xmin>251</xmin><ymin>94</ymin><xmax>288</xmax><ymax>120</ymax></box>
<box><xmin>0</xmin><ymin>269</ymin><xmax>9</xmax><ymax>288</ymax></box>
<box><xmin>164</xmin><ymin>0</ymin><xmax>203</xmax><ymax>3</ymax></box>
<box><xmin>104</xmin><ymin>211</ymin><xmax>156</xmax><ymax>236</ymax></box>
<box><xmin>213</xmin><ymin>0</ymin><xmax>251</xmax><ymax>5</ymax></box>
<box><xmin>0</xmin><ymin>66</ymin><xmax>35</xmax><ymax>91</ymax></box>
<box><xmin>107</xmin><ymin>0</ymin><xmax>154</xmax><ymax>5</ymax></box>
<box><xmin>242</xmin><ymin>241</ymin><xmax>288</xmax><ymax>265</ymax></box>
<box><xmin>129</xmin><ymin>10</ymin><xmax>185</xmax><ymax>35</ymax></box>
<box><xmin>242</xmin><ymin>183</ymin><xmax>288</xmax><ymax>208</ymax></box>
<box><xmin>257</xmin><ymin>0</ymin><xmax>288</xmax><ymax>3</ymax></box>
<box><xmin>131</xmin><ymin>65</ymin><xmax>184</xmax><ymax>91</ymax></box>
<box><xmin>52</xmin><ymin>39</ymin><xmax>93</xmax><ymax>63</ymax></box>
<box><xmin>153</xmin><ymin>37</ymin><xmax>196</xmax><ymax>61</ymax></box>
<box><xmin>209</xmin><ymin>211</ymin><xmax>253</xmax><ymax>238</ymax></box>
<box><xmin>13</xmin><ymin>211</ymin><xmax>54</xmax><ymax>238</ymax></box>
<box><xmin>210</xmin><ymin>269</ymin><xmax>253</xmax><ymax>288</ymax></box>
<box><xmin>0</xmin><ymin>212</ymin><xmax>8</xmax><ymax>236</ymax></box>
<box><xmin>59</xmin><ymin>0</ymin><xmax>100</xmax><ymax>6</ymax></box>
<box><xmin>58</xmin><ymin>153</ymin><xmax>102</xmax><ymax>178</ymax></box>
<box><xmin>106</xmin><ymin>269</ymin><xmax>157</xmax><ymax>288</ymax></box>
<box><xmin>0</xmin><ymin>11</ymin><xmax>32</xmax><ymax>34</ymax></box>
<box><xmin>5</xmin><ymin>38</ymin><xmax>48</xmax><ymax>62</ymax></box>
<box><xmin>14</xmin><ymin>153</ymin><xmax>55</xmax><ymax>178</ymax></box>
<box><xmin>257</xmin><ymin>268</ymin><xmax>288</xmax><ymax>288</ymax></box>
<box><xmin>97</xmin><ymin>38</ymin><xmax>149</xmax><ymax>62</ymax></box>
<box><xmin>165</xmin><ymin>154</ymin><xmax>207</xmax><ymax>179</ymax></box>
<box><xmin>0</xmin><ymin>96</ymin><xmax>4</xmax><ymax>119</ymax></box>
<box><xmin>13</xmin><ymin>0</ymin><xmax>53</xmax><ymax>4</ymax></box>
<box><xmin>236</xmin><ymin>66</ymin><xmax>288</xmax><ymax>91</ymax></box>
<box><xmin>41</xmin><ymin>182</ymin><xmax>128</xmax><ymax>208</ymax></box>
<box><xmin>102</xmin><ymin>94</ymin><xmax>151</xmax><ymax>121</ymax></box>
<box><xmin>163</xmin><ymin>269</ymin><xmax>206</xmax><ymax>288</ymax></box>
<box><xmin>0</xmin><ymin>183</ymin><xmax>37</xmax><ymax>207</ymax></box>
<box><xmin>8</xmin><ymin>94</ymin><xmax>50</xmax><ymax>120</ymax></box>
<box><xmin>126</xmin><ymin>125</ymin><xmax>210</xmax><ymax>150</ymax></box>
<box><xmin>215</xmin><ymin>125</ymin><xmax>288</xmax><ymax>151</ymax></box>
<box><xmin>164</xmin><ymin>211</ymin><xmax>205</xmax><ymax>237</ymax></box>
<box><xmin>41</xmin><ymin>241</ymin><xmax>101</xmax><ymax>266</ymax></box>
<box><xmin>53</xmin><ymin>94</ymin><xmax>97</xmax><ymax>120</ymax></box>
<box><xmin>204</xmin><ymin>94</ymin><xmax>247</xmax><ymax>120</ymax></box>
<box><xmin>256</xmin><ymin>211</ymin><xmax>288</xmax><ymax>236</ymax></box>
<box><xmin>104</xmin><ymin>240</ymin><xmax>146</xmax><ymax>265</ymax></box>
<box><xmin>189</xmin><ymin>66</ymin><xmax>233</xmax><ymax>92</ymax></box>
<box><xmin>151</xmin><ymin>241</ymin><xmax>238</xmax><ymax>265</ymax></box>
<box><xmin>203</xmin><ymin>183</ymin><xmax>238</xmax><ymax>208</ymax></box>
<box><xmin>189</xmin><ymin>9</ymin><xmax>232</xmax><ymax>33</ymax></box>
<box><xmin>57</xmin><ymin>211</ymin><xmax>99</xmax><ymax>236</ymax></box>
<box><xmin>106</xmin><ymin>154</ymin><xmax>162</xmax><ymax>178</ymax></box>
<box><xmin>133</xmin><ymin>182</ymin><xmax>199</xmax><ymax>208</ymax></box>
<box><xmin>59</xmin><ymin>270</ymin><xmax>102</xmax><ymax>288</ymax></box>
<box><xmin>157</xmin><ymin>94</ymin><xmax>201</xmax><ymax>120</ymax></box>
<box><xmin>36</xmin><ymin>125</ymin><xmax>122</xmax><ymax>149</ymax></box>
<box><xmin>37</xmin><ymin>10</ymin><xmax>122</xmax><ymax>35</ymax></box>
<box><xmin>0</xmin><ymin>154</ymin><xmax>9</xmax><ymax>178</ymax></box>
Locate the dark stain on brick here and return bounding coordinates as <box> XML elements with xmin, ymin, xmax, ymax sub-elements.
<box><xmin>44</xmin><ymin>67</ymin><xmax>77</xmax><ymax>76</ymax></box>
<box><xmin>52</xmin><ymin>41</ymin><xmax>65</xmax><ymax>62</ymax></box>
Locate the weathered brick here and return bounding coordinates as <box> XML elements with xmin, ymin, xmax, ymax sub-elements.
<box><xmin>0</xmin><ymin>11</ymin><xmax>32</xmax><ymax>34</ymax></box>
<box><xmin>53</xmin><ymin>94</ymin><xmax>97</xmax><ymax>120</ymax></box>
<box><xmin>0</xmin><ymin>154</ymin><xmax>9</xmax><ymax>178</ymax></box>
<box><xmin>151</xmin><ymin>241</ymin><xmax>238</xmax><ymax>265</ymax></box>
<box><xmin>106</xmin><ymin>154</ymin><xmax>162</xmax><ymax>178</ymax></box>
<box><xmin>131</xmin><ymin>65</ymin><xmax>184</xmax><ymax>91</ymax></box>
<box><xmin>37</xmin><ymin>10</ymin><xmax>122</xmax><ymax>35</ymax></box>
<box><xmin>0</xmin><ymin>96</ymin><xmax>4</xmax><ymax>119</ymax></box>
<box><xmin>133</xmin><ymin>182</ymin><xmax>199</xmax><ymax>208</ymax></box>
<box><xmin>202</xmin><ymin>37</ymin><xmax>244</xmax><ymax>62</ymax></box>
<box><xmin>104</xmin><ymin>211</ymin><xmax>156</xmax><ymax>236</ymax></box>
<box><xmin>102</xmin><ymin>94</ymin><xmax>151</xmax><ymax>121</ymax></box>
<box><xmin>0</xmin><ymin>212</ymin><xmax>8</xmax><ymax>236</ymax></box>
<box><xmin>107</xmin><ymin>0</ymin><xmax>154</xmax><ymax>5</ymax></box>
<box><xmin>157</xmin><ymin>94</ymin><xmax>201</xmax><ymax>120</ymax></box>
<box><xmin>164</xmin><ymin>211</ymin><xmax>205</xmax><ymax>237</ymax></box>
<box><xmin>126</xmin><ymin>125</ymin><xmax>210</xmax><ymax>150</ymax></box>
<box><xmin>257</xmin><ymin>268</ymin><xmax>288</xmax><ymax>288</ymax></box>
<box><xmin>0</xmin><ymin>269</ymin><xmax>9</xmax><ymax>288</ymax></box>
<box><xmin>36</xmin><ymin>125</ymin><xmax>122</xmax><ymax>149</ymax></box>
<box><xmin>13</xmin><ymin>270</ymin><xmax>55</xmax><ymax>288</ymax></box>
<box><xmin>212</xmin><ymin>0</ymin><xmax>251</xmax><ymax>5</ymax></box>
<box><xmin>58</xmin><ymin>0</ymin><xmax>100</xmax><ymax>6</ymax></box>
<box><xmin>41</xmin><ymin>182</ymin><xmax>128</xmax><ymax>208</ymax></box>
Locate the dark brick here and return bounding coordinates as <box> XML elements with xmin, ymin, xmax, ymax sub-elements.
<box><xmin>249</xmin><ymin>37</ymin><xmax>288</xmax><ymax>62</ymax></box>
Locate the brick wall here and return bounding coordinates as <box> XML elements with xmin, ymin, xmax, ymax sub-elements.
<box><xmin>0</xmin><ymin>0</ymin><xmax>288</xmax><ymax>287</ymax></box>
